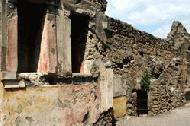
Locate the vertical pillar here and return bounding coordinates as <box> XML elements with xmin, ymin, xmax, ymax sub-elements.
<box><xmin>2</xmin><ymin>0</ymin><xmax>18</xmax><ymax>79</ymax></box>
<box><xmin>38</xmin><ymin>10</ymin><xmax>57</xmax><ymax>73</ymax></box>
<box><xmin>56</xmin><ymin>4</ymin><xmax>71</xmax><ymax>76</ymax></box>
<box><xmin>113</xmin><ymin>76</ymin><xmax>127</xmax><ymax>118</ymax></box>
<box><xmin>0</xmin><ymin>4</ymin><xmax>4</xmax><ymax>124</ymax></box>
<box><xmin>186</xmin><ymin>48</ymin><xmax>190</xmax><ymax>87</ymax></box>
<box><xmin>6</xmin><ymin>12</ymin><xmax>18</xmax><ymax>73</ymax></box>
<box><xmin>47</xmin><ymin>13</ymin><xmax>57</xmax><ymax>73</ymax></box>
<box><xmin>0</xmin><ymin>0</ymin><xmax>3</xmax><ymax>72</ymax></box>
<box><xmin>99</xmin><ymin>63</ymin><xmax>113</xmax><ymax>112</ymax></box>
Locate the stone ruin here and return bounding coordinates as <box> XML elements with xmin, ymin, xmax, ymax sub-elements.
<box><xmin>0</xmin><ymin>0</ymin><xmax>189</xmax><ymax>125</ymax></box>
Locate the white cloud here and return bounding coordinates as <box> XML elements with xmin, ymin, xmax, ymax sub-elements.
<box><xmin>106</xmin><ymin>0</ymin><xmax>190</xmax><ymax>38</ymax></box>
<box><xmin>153</xmin><ymin>24</ymin><xmax>170</xmax><ymax>38</ymax></box>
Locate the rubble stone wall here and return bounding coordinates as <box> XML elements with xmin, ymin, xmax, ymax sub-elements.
<box><xmin>102</xmin><ymin>18</ymin><xmax>190</xmax><ymax>116</ymax></box>
<box><xmin>62</xmin><ymin>0</ymin><xmax>107</xmax><ymax>13</ymax></box>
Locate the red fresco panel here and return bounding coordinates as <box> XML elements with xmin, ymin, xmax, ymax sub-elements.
<box><xmin>37</xmin><ymin>14</ymin><xmax>57</xmax><ymax>73</ymax></box>
<box><xmin>6</xmin><ymin>16</ymin><xmax>18</xmax><ymax>72</ymax></box>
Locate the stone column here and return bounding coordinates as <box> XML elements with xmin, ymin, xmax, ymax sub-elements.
<box><xmin>38</xmin><ymin>7</ymin><xmax>57</xmax><ymax>73</ymax></box>
<box><xmin>113</xmin><ymin>76</ymin><xmax>127</xmax><ymax>118</ymax></box>
<box><xmin>0</xmin><ymin>1</ymin><xmax>2</xmax><ymax>72</ymax></box>
<box><xmin>56</xmin><ymin>4</ymin><xmax>72</xmax><ymax>76</ymax></box>
<box><xmin>1</xmin><ymin>0</ymin><xmax>18</xmax><ymax>79</ymax></box>
<box><xmin>99</xmin><ymin>63</ymin><xmax>113</xmax><ymax>113</ymax></box>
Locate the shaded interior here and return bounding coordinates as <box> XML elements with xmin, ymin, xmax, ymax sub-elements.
<box><xmin>17</xmin><ymin>0</ymin><xmax>47</xmax><ymax>73</ymax></box>
<box><xmin>185</xmin><ymin>92</ymin><xmax>190</xmax><ymax>101</ymax></box>
<box><xmin>136</xmin><ymin>90</ymin><xmax>148</xmax><ymax>115</ymax></box>
<box><xmin>70</xmin><ymin>12</ymin><xmax>89</xmax><ymax>73</ymax></box>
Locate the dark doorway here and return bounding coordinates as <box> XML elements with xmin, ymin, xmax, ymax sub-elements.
<box><xmin>70</xmin><ymin>12</ymin><xmax>89</xmax><ymax>73</ymax></box>
<box><xmin>185</xmin><ymin>91</ymin><xmax>190</xmax><ymax>101</ymax></box>
<box><xmin>136</xmin><ymin>90</ymin><xmax>148</xmax><ymax>115</ymax></box>
<box><xmin>17</xmin><ymin>0</ymin><xmax>47</xmax><ymax>73</ymax></box>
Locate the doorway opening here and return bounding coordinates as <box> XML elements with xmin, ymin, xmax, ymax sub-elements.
<box><xmin>185</xmin><ymin>91</ymin><xmax>190</xmax><ymax>101</ymax></box>
<box><xmin>17</xmin><ymin>0</ymin><xmax>47</xmax><ymax>73</ymax></box>
<box><xmin>70</xmin><ymin>12</ymin><xmax>89</xmax><ymax>73</ymax></box>
<box><xmin>136</xmin><ymin>90</ymin><xmax>148</xmax><ymax>115</ymax></box>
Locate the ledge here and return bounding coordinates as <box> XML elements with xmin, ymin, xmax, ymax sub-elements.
<box><xmin>1</xmin><ymin>73</ymin><xmax>99</xmax><ymax>88</ymax></box>
<box><xmin>3</xmin><ymin>79</ymin><xmax>26</xmax><ymax>89</ymax></box>
<box><xmin>43</xmin><ymin>73</ymin><xmax>99</xmax><ymax>84</ymax></box>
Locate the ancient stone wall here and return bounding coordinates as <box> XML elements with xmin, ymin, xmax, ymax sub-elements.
<box><xmin>2</xmin><ymin>83</ymin><xmax>100</xmax><ymax>126</ymax></box>
<box><xmin>0</xmin><ymin>1</ymin><xmax>2</xmax><ymax>70</ymax></box>
<box><xmin>0</xmin><ymin>0</ymin><xmax>115</xmax><ymax>125</ymax></box>
<box><xmin>62</xmin><ymin>0</ymin><xmax>107</xmax><ymax>12</ymax></box>
<box><xmin>148</xmin><ymin>22</ymin><xmax>190</xmax><ymax>115</ymax></box>
<box><xmin>0</xmin><ymin>65</ymin><xmax>114</xmax><ymax>125</ymax></box>
<box><xmin>0</xmin><ymin>0</ymin><xmax>190</xmax><ymax>125</ymax></box>
<box><xmin>102</xmin><ymin>18</ymin><xmax>190</xmax><ymax>116</ymax></box>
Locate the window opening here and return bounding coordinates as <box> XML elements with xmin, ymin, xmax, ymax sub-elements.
<box><xmin>17</xmin><ymin>0</ymin><xmax>47</xmax><ymax>72</ymax></box>
<box><xmin>70</xmin><ymin>12</ymin><xmax>89</xmax><ymax>73</ymax></box>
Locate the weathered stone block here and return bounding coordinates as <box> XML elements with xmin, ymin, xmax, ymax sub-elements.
<box><xmin>113</xmin><ymin>96</ymin><xmax>127</xmax><ymax>118</ymax></box>
<box><xmin>100</xmin><ymin>65</ymin><xmax>113</xmax><ymax>112</ymax></box>
<box><xmin>113</xmin><ymin>76</ymin><xmax>126</xmax><ymax>97</ymax></box>
<box><xmin>80</xmin><ymin>60</ymin><xmax>94</xmax><ymax>74</ymax></box>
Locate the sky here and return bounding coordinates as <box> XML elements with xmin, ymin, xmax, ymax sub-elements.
<box><xmin>105</xmin><ymin>0</ymin><xmax>190</xmax><ymax>38</ymax></box>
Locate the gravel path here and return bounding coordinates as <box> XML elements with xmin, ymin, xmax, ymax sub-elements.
<box><xmin>116</xmin><ymin>103</ymin><xmax>190</xmax><ymax>126</ymax></box>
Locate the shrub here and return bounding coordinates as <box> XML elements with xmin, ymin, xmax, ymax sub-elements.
<box><xmin>140</xmin><ymin>70</ymin><xmax>150</xmax><ymax>91</ymax></box>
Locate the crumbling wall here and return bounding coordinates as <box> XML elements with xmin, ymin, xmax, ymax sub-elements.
<box><xmin>62</xmin><ymin>0</ymin><xmax>107</xmax><ymax>12</ymax></box>
<box><xmin>149</xmin><ymin>57</ymin><xmax>187</xmax><ymax>115</ymax></box>
<box><xmin>0</xmin><ymin>63</ymin><xmax>114</xmax><ymax>126</ymax></box>
<box><xmin>101</xmin><ymin>18</ymin><xmax>189</xmax><ymax>116</ymax></box>
<box><xmin>0</xmin><ymin>0</ymin><xmax>116</xmax><ymax>126</ymax></box>
<box><xmin>148</xmin><ymin>22</ymin><xmax>190</xmax><ymax>115</ymax></box>
<box><xmin>0</xmin><ymin>0</ymin><xmax>190</xmax><ymax>125</ymax></box>
<box><xmin>2</xmin><ymin>84</ymin><xmax>100</xmax><ymax>126</ymax></box>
